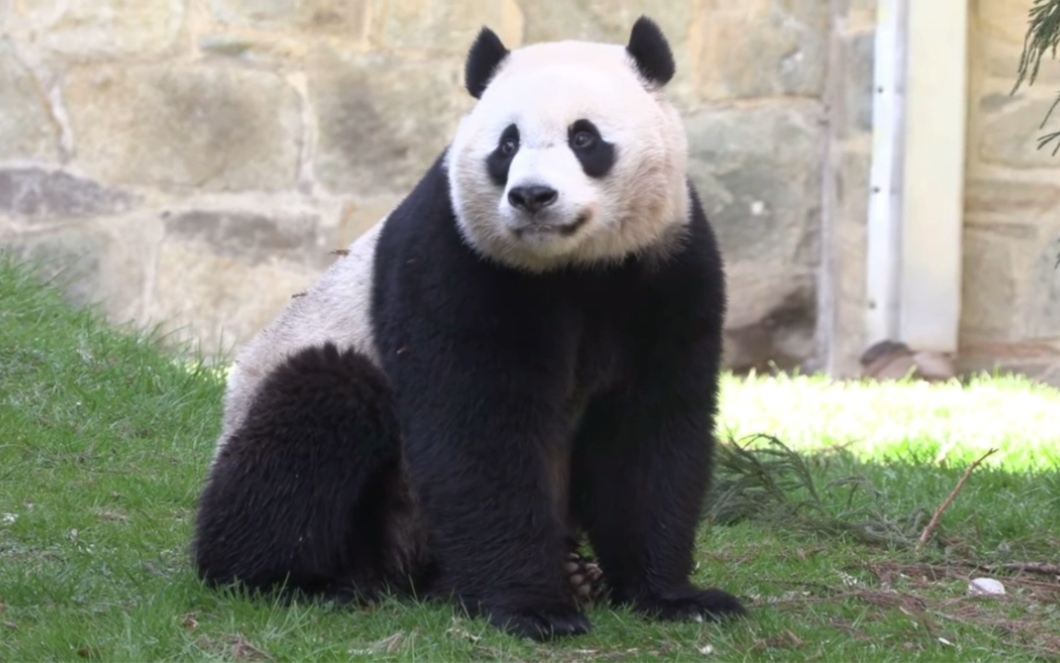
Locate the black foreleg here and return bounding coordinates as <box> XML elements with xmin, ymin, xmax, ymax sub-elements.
<box><xmin>572</xmin><ymin>386</ymin><xmax>746</xmax><ymax>622</ymax></box>
<box><xmin>397</xmin><ymin>370</ymin><xmax>590</xmax><ymax>641</ymax></box>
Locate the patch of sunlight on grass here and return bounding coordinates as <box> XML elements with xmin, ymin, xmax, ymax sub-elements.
<box><xmin>718</xmin><ymin>371</ymin><xmax>1060</xmax><ymax>473</ymax></box>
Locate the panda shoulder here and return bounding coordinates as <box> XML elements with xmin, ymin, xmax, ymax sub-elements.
<box><xmin>372</xmin><ymin>152</ymin><xmax>467</xmax><ymax>262</ymax></box>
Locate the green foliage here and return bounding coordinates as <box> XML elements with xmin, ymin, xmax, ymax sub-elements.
<box><xmin>2</xmin><ymin>252</ymin><xmax>1059</xmax><ymax>661</ymax></box>
<box><xmin>1013</xmin><ymin>0</ymin><xmax>1060</xmax><ymax>154</ymax></box>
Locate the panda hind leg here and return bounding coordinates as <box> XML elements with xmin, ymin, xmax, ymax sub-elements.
<box><xmin>192</xmin><ymin>342</ymin><xmax>428</xmax><ymax>605</ymax></box>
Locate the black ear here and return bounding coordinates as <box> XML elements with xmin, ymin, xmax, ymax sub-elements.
<box><xmin>465</xmin><ymin>27</ymin><xmax>510</xmax><ymax>99</ymax></box>
<box><xmin>626</xmin><ymin>16</ymin><xmax>675</xmax><ymax>87</ymax></box>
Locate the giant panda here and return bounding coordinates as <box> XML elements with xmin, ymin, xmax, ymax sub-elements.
<box><xmin>191</xmin><ymin>16</ymin><xmax>747</xmax><ymax>641</ymax></box>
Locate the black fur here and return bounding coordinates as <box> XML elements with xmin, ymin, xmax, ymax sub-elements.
<box><xmin>465</xmin><ymin>27</ymin><xmax>510</xmax><ymax>99</ymax></box>
<box><xmin>568</xmin><ymin>119</ymin><xmax>616</xmax><ymax>178</ymax></box>
<box><xmin>486</xmin><ymin>123</ymin><xmax>519</xmax><ymax>186</ymax></box>
<box><xmin>626</xmin><ymin>16</ymin><xmax>675</xmax><ymax>87</ymax></box>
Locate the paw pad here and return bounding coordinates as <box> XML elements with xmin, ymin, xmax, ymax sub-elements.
<box><xmin>565</xmin><ymin>551</ymin><xmax>607</xmax><ymax>604</ymax></box>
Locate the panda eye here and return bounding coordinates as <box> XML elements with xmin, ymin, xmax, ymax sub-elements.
<box><xmin>495</xmin><ymin>125</ymin><xmax>520</xmax><ymax>158</ymax></box>
<box><xmin>571</xmin><ymin>131</ymin><xmax>596</xmax><ymax>150</ymax></box>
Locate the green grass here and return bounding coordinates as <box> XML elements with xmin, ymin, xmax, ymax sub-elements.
<box><xmin>1</xmin><ymin>250</ymin><xmax>1059</xmax><ymax>662</ymax></box>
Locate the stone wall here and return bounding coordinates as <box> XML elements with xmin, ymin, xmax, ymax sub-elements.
<box><xmin>960</xmin><ymin>0</ymin><xmax>1060</xmax><ymax>385</ymax></box>
<box><xmin>0</xmin><ymin>1</ymin><xmax>872</xmax><ymax>372</ymax></box>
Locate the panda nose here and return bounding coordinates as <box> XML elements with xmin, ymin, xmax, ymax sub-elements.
<box><xmin>508</xmin><ymin>185</ymin><xmax>558</xmax><ymax>213</ymax></box>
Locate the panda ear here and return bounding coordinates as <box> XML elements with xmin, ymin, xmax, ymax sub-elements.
<box><xmin>465</xmin><ymin>27</ymin><xmax>510</xmax><ymax>99</ymax></box>
<box><xmin>626</xmin><ymin>16</ymin><xmax>675</xmax><ymax>87</ymax></box>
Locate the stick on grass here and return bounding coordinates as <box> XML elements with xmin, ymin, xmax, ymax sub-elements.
<box><xmin>917</xmin><ymin>448</ymin><xmax>999</xmax><ymax>549</ymax></box>
<box><xmin>989</xmin><ymin>562</ymin><xmax>1060</xmax><ymax>576</ymax></box>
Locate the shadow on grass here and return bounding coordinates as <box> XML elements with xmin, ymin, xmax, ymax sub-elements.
<box><xmin>703</xmin><ymin>434</ymin><xmax>1060</xmax><ymax>659</ymax></box>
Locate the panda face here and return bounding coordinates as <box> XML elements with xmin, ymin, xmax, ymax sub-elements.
<box><xmin>447</xmin><ymin>38</ymin><xmax>691</xmax><ymax>272</ymax></box>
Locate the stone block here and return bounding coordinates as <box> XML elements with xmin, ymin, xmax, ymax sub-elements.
<box><xmin>845</xmin><ymin>0</ymin><xmax>877</xmax><ymax>32</ymax></box>
<box><xmin>8</xmin><ymin>0</ymin><xmax>184</xmax><ymax>63</ymax></box>
<box><xmin>0</xmin><ymin>167</ymin><xmax>135</xmax><ymax>221</ymax></box>
<box><xmin>957</xmin><ymin>340</ymin><xmax>1060</xmax><ymax>388</ymax></box>
<box><xmin>979</xmin><ymin>98</ymin><xmax>1060</xmax><ymax>168</ymax></box>
<box><xmin>336</xmin><ymin>194</ymin><xmax>403</xmax><ymax>246</ymax></box>
<box><xmin>964</xmin><ymin>178</ymin><xmax>1060</xmax><ymax>214</ymax></box>
<box><xmin>685</xmin><ymin>100</ymin><xmax>826</xmax><ymax>371</ymax></box>
<box><xmin>960</xmin><ymin>231</ymin><xmax>1017</xmax><ymax>339</ymax></box>
<box><xmin>983</xmin><ymin>45</ymin><xmax>1060</xmax><ymax>86</ymax></box>
<box><xmin>162</xmin><ymin>208</ymin><xmax>335</xmax><ymax>270</ymax></box>
<box><xmin>1026</xmin><ymin>233</ymin><xmax>1060</xmax><ymax>340</ymax></box>
<box><xmin>370</xmin><ymin>0</ymin><xmax>524</xmax><ymax>51</ymax></box>
<box><xmin>978</xmin><ymin>92</ymin><xmax>1020</xmax><ymax>114</ymax></box>
<box><xmin>196</xmin><ymin>32</ymin><xmax>307</xmax><ymax>61</ymax></box>
<box><xmin>0</xmin><ymin>39</ymin><xmax>59</xmax><ymax>162</ymax></box>
<box><xmin>520</xmin><ymin>0</ymin><xmax>688</xmax><ymax>46</ymax></box>
<box><xmin>208</xmin><ymin>0</ymin><xmax>368</xmax><ymax>37</ymax></box>
<box><xmin>63</xmin><ymin>63</ymin><xmax>301</xmax><ymax>192</ymax></box>
<box><xmin>721</xmin><ymin>273</ymin><xmax>819</xmax><ymax>373</ymax></box>
<box><xmin>308</xmin><ymin>48</ymin><xmax>470</xmax><ymax>196</ymax></box>
<box><xmin>151</xmin><ymin>238</ymin><xmax>322</xmax><ymax>354</ymax></box>
<box><xmin>686</xmin><ymin>101</ymin><xmax>825</xmax><ymax>269</ymax></box>
<box><xmin>209</xmin><ymin>0</ymin><xmax>297</xmax><ymax>24</ymax></box>
<box><xmin>964</xmin><ymin>219</ymin><xmax>1038</xmax><ymax>240</ymax></box>
<box><xmin>838</xmin><ymin>147</ymin><xmax>871</xmax><ymax>226</ymax></box>
<box><xmin>686</xmin><ymin>0</ymin><xmax>829</xmax><ymax>102</ymax></box>
<box><xmin>842</xmin><ymin>30</ymin><xmax>875</xmax><ymax>137</ymax></box>
<box><xmin>976</xmin><ymin>0</ymin><xmax>1060</xmax><ymax>88</ymax></box>
<box><xmin>978</xmin><ymin>0</ymin><xmax>1041</xmax><ymax>46</ymax></box>
<box><xmin>150</xmin><ymin>205</ymin><xmax>343</xmax><ymax>350</ymax></box>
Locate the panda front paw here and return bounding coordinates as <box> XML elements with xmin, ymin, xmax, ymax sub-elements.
<box><xmin>486</xmin><ymin>604</ymin><xmax>592</xmax><ymax>641</ymax></box>
<box><xmin>622</xmin><ymin>586</ymin><xmax>747</xmax><ymax>623</ymax></box>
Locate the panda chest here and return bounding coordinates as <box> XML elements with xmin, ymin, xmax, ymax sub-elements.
<box><xmin>569</xmin><ymin>316</ymin><xmax>629</xmax><ymax>404</ymax></box>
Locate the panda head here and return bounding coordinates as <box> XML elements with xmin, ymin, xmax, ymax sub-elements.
<box><xmin>446</xmin><ymin>17</ymin><xmax>691</xmax><ymax>272</ymax></box>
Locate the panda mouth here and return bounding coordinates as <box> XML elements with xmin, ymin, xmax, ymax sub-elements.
<box><xmin>512</xmin><ymin>213</ymin><xmax>590</xmax><ymax>238</ymax></box>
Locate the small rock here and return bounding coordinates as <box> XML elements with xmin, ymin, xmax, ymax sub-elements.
<box><xmin>911</xmin><ymin>350</ymin><xmax>956</xmax><ymax>381</ymax></box>
<box><xmin>967</xmin><ymin>577</ymin><xmax>1006</xmax><ymax>595</ymax></box>
<box><xmin>860</xmin><ymin>340</ymin><xmax>955</xmax><ymax>381</ymax></box>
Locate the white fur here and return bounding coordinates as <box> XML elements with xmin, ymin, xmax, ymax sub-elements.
<box><xmin>211</xmin><ymin>220</ymin><xmax>385</xmax><ymax>462</ymax></box>
<box><xmin>447</xmin><ymin>40</ymin><xmax>691</xmax><ymax>272</ymax></box>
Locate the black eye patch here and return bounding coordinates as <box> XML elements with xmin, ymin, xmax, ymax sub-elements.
<box><xmin>486</xmin><ymin>124</ymin><xmax>520</xmax><ymax>186</ymax></box>
<box><xmin>568</xmin><ymin>119</ymin><xmax>615</xmax><ymax>179</ymax></box>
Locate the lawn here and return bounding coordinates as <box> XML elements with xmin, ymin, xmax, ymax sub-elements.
<box><xmin>1</xmin><ymin>250</ymin><xmax>1058</xmax><ymax>662</ymax></box>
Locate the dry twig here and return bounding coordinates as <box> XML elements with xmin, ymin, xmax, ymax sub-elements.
<box><xmin>228</xmin><ymin>634</ymin><xmax>275</xmax><ymax>662</ymax></box>
<box><xmin>917</xmin><ymin>448</ymin><xmax>998</xmax><ymax>549</ymax></box>
<box><xmin>988</xmin><ymin>562</ymin><xmax>1060</xmax><ymax>576</ymax></box>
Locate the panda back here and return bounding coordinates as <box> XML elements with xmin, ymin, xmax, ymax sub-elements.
<box><xmin>213</xmin><ymin>217</ymin><xmax>387</xmax><ymax>455</ymax></box>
